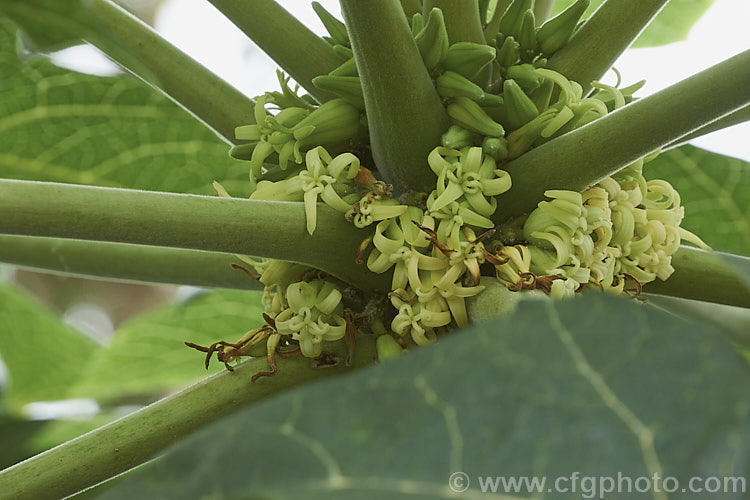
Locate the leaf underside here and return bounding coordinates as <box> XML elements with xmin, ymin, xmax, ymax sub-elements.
<box><xmin>95</xmin><ymin>294</ymin><xmax>750</xmax><ymax>499</ymax></box>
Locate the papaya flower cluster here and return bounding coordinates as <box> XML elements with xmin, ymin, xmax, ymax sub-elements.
<box><xmin>491</xmin><ymin>154</ymin><xmax>709</xmax><ymax>298</ymax></box>
<box><xmin>197</xmin><ymin>0</ymin><xmax>704</xmax><ymax>369</ymax></box>
<box><xmin>221</xmin><ymin>0</ymin><xmax>600</xmax><ymax>354</ymax></box>
<box><xmin>363</xmin><ymin>146</ymin><xmax>511</xmax><ymax>345</ymax></box>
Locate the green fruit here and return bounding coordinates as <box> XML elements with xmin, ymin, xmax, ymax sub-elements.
<box><xmin>376</xmin><ymin>335</ymin><xmax>404</xmax><ymax>361</ymax></box>
<box><xmin>466</xmin><ymin>277</ymin><xmax>547</xmax><ymax>324</ymax></box>
<box><xmin>329</xmin><ymin>57</ymin><xmax>359</xmax><ymax>77</ymax></box>
<box><xmin>496</xmin><ymin>35</ymin><xmax>520</xmax><ymax>69</ymax></box>
<box><xmin>293</xmin><ymin>99</ymin><xmax>362</xmax><ymax>148</ymax></box>
<box><xmin>517</xmin><ymin>10</ymin><xmax>538</xmax><ymax>56</ymax></box>
<box><xmin>411</xmin><ymin>12</ymin><xmax>424</xmax><ymax>35</ymax></box>
<box><xmin>482</xmin><ymin>136</ymin><xmax>509</xmax><ymax>161</ymax></box>
<box><xmin>506</xmin><ymin>63</ymin><xmax>543</xmax><ymax>91</ymax></box>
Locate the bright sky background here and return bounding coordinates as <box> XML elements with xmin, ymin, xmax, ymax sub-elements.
<box><xmin>53</xmin><ymin>0</ymin><xmax>750</xmax><ymax>161</ymax></box>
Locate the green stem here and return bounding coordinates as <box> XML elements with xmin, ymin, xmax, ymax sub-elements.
<box><xmin>484</xmin><ymin>0</ymin><xmax>512</xmax><ymax>41</ymax></box>
<box><xmin>642</xmin><ymin>247</ymin><xmax>750</xmax><ymax>309</ymax></box>
<box><xmin>341</xmin><ymin>0</ymin><xmax>450</xmax><ymax>193</ymax></box>
<box><xmin>400</xmin><ymin>0</ymin><xmax>423</xmax><ymax>18</ymax></box>
<box><xmin>0</xmin><ymin>235</ymin><xmax>263</xmax><ymax>291</ymax></box>
<box><xmin>0</xmin><ymin>180</ymin><xmax>389</xmax><ymax>291</ymax></box>
<box><xmin>666</xmin><ymin>104</ymin><xmax>750</xmax><ymax>150</ymax></box>
<box><xmin>0</xmin><ymin>337</ymin><xmax>377</xmax><ymax>500</ymax></box>
<box><xmin>423</xmin><ymin>0</ymin><xmax>485</xmax><ymax>44</ymax></box>
<box><xmin>423</xmin><ymin>0</ymin><xmax>490</xmax><ymax>87</ymax></box>
<box><xmin>494</xmin><ymin>49</ymin><xmax>750</xmax><ymax>219</ymax></box>
<box><xmin>88</xmin><ymin>0</ymin><xmax>255</xmax><ymax>144</ymax></box>
<box><xmin>207</xmin><ymin>0</ymin><xmax>341</xmax><ymax>103</ymax></box>
<box><xmin>547</xmin><ymin>0</ymin><xmax>668</xmax><ymax>94</ymax></box>
<box><xmin>645</xmin><ymin>295</ymin><xmax>750</xmax><ymax>349</ymax></box>
<box><xmin>532</xmin><ymin>0</ymin><xmax>555</xmax><ymax>25</ymax></box>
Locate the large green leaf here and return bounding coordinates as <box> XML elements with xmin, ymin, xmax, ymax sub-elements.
<box><xmin>551</xmin><ymin>0</ymin><xmax>714</xmax><ymax>48</ymax></box>
<box><xmin>645</xmin><ymin>145</ymin><xmax>750</xmax><ymax>256</ymax></box>
<box><xmin>71</xmin><ymin>290</ymin><xmax>266</xmax><ymax>403</ymax></box>
<box><xmin>0</xmin><ymin>284</ymin><xmax>99</xmax><ymax>411</ymax></box>
<box><xmin>96</xmin><ymin>293</ymin><xmax>749</xmax><ymax>499</ymax></box>
<box><xmin>0</xmin><ymin>22</ymin><xmax>249</xmax><ymax>196</ymax></box>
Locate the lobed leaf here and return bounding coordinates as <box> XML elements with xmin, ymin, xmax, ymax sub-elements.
<box><xmin>0</xmin><ymin>23</ymin><xmax>248</xmax><ymax>196</ymax></box>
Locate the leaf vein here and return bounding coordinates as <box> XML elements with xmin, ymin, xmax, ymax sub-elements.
<box><xmin>546</xmin><ymin>301</ymin><xmax>668</xmax><ymax>500</ymax></box>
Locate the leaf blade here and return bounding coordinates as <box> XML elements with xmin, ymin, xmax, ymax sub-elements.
<box><xmin>0</xmin><ymin>22</ymin><xmax>248</xmax><ymax>196</ymax></box>
<box><xmin>96</xmin><ymin>293</ymin><xmax>750</xmax><ymax>498</ymax></box>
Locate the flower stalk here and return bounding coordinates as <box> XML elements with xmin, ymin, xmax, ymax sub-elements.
<box><xmin>424</xmin><ymin>0</ymin><xmax>485</xmax><ymax>45</ymax></box>
<box><xmin>89</xmin><ymin>0</ymin><xmax>256</xmax><ymax>144</ymax></box>
<box><xmin>0</xmin><ymin>180</ymin><xmax>389</xmax><ymax>291</ymax></box>
<box><xmin>0</xmin><ymin>235</ymin><xmax>263</xmax><ymax>290</ymax></box>
<box><xmin>494</xmin><ymin>48</ymin><xmax>750</xmax><ymax>219</ymax></box>
<box><xmin>207</xmin><ymin>0</ymin><xmax>342</xmax><ymax>103</ymax></box>
<box><xmin>0</xmin><ymin>336</ymin><xmax>376</xmax><ymax>500</ymax></box>
<box><xmin>642</xmin><ymin>247</ymin><xmax>750</xmax><ymax>309</ymax></box>
<box><xmin>547</xmin><ymin>0</ymin><xmax>669</xmax><ymax>95</ymax></box>
<box><xmin>341</xmin><ymin>0</ymin><xmax>450</xmax><ymax>193</ymax></box>
<box><xmin>667</xmin><ymin>104</ymin><xmax>750</xmax><ymax>150</ymax></box>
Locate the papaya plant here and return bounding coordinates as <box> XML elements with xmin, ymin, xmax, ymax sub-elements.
<box><xmin>0</xmin><ymin>0</ymin><xmax>749</xmax><ymax>498</ymax></box>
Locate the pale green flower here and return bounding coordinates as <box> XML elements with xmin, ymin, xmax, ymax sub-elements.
<box><xmin>427</xmin><ymin>146</ymin><xmax>511</xmax><ymax>220</ymax></box>
<box><xmin>390</xmin><ymin>288</ymin><xmax>452</xmax><ymax>346</ymax></box>
<box><xmin>366</xmin><ymin>216</ymin><xmax>447</xmax><ymax>291</ymax></box>
<box><xmin>275</xmin><ymin>280</ymin><xmax>347</xmax><ymax>358</ymax></box>
<box><xmin>346</xmin><ymin>195</ymin><xmax>408</xmax><ymax>228</ymax></box>
<box><xmin>418</xmin><ymin>264</ymin><xmax>484</xmax><ymax>328</ymax></box>
<box><xmin>490</xmin><ymin>245</ymin><xmax>532</xmax><ymax>289</ymax></box>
